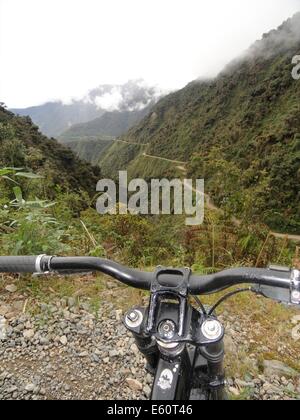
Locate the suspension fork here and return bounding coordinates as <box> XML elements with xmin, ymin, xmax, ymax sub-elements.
<box><xmin>199</xmin><ymin>339</ymin><xmax>226</xmax><ymax>400</ymax></box>
<box><xmin>123</xmin><ymin>307</ymin><xmax>159</xmax><ymax>373</ymax></box>
<box><xmin>131</xmin><ymin>331</ymin><xmax>159</xmax><ymax>374</ymax></box>
<box><xmin>130</xmin><ymin>328</ymin><xmax>193</xmax><ymax>400</ymax></box>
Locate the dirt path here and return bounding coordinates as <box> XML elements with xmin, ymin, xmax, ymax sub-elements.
<box><xmin>176</xmin><ymin>165</ymin><xmax>187</xmax><ymax>173</ymax></box>
<box><xmin>271</xmin><ymin>232</ymin><xmax>300</xmax><ymax>242</ymax></box>
<box><xmin>115</xmin><ymin>140</ymin><xmax>148</xmax><ymax>146</ymax></box>
<box><xmin>109</xmin><ymin>143</ymin><xmax>300</xmax><ymax>243</ymax></box>
<box><xmin>141</xmin><ymin>152</ymin><xmax>187</xmax><ymax>165</ymax></box>
<box><xmin>145</xmin><ymin>154</ymin><xmax>300</xmax><ymax>243</ymax></box>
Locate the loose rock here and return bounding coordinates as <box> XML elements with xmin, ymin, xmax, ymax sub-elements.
<box><xmin>126</xmin><ymin>378</ymin><xmax>143</xmax><ymax>392</ymax></box>
<box><xmin>5</xmin><ymin>285</ymin><xmax>17</xmax><ymax>293</ymax></box>
<box><xmin>263</xmin><ymin>360</ymin><xmax>299</xmax><ymax>378</ymax></box>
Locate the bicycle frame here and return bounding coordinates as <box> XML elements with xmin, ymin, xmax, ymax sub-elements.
<box><xmin>124</xmin><ymin>301</ymin><xmax>227</xmax><ymax>401</ymax></box>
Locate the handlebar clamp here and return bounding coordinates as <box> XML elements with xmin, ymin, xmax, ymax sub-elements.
<box><xmin>146</xmin><ymin>267</ymin><xmax>191</xmax><ymax>337</ymax></box>
<box><xmin>33</xmin><ymin>255</ymin><xmax>55</xmax><ymax>277</ymax></box>
<box><xmin>291</xmin><ymin>269</ymin><xmax>300</xmax><ymax>305</ymax></box>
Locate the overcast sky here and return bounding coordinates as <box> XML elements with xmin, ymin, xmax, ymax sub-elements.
<box><xmin>0</xmin><ymin>0</ymin><xmax>299</xmax><ymax>108</ymax></box>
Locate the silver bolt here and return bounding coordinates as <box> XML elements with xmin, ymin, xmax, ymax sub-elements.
<box><xmin>125</xmin><ymin>310</ymin><xmax>143</xmax><ymax>328</ymax></box>
<box><xmin>128</xmin><ymin>311</ymin><xmax>139</xmax><ymax>322</ymax></box>
<box><xmin>201</xmin><ymin>319</ymin><xmax>222</xmax><ymax>340</ymax></box>
<box><xmin>158</xmin><ymin>320</ymin><xmax>176</xmax><ymax>340</ymax></box>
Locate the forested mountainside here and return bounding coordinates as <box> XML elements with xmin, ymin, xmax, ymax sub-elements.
<box><xmin>12</xmin><ymin>101</ymin><xmax>103</xmax><ymax>139</ymax></box>
<box><xmin>62</xmin><ymin>138</ymin><xmax>114</xmax><ymax>166</ymax></box>
<box><xmin>100</xmin><ymin>13</ymin><xmax>300</xmax><ymax>232</ymax></box>
<box><xmin>59</xmin><ymin>105</ymin><xmax>154</xmax><ymax>142</ymax></box>
<box><xmin>59</xmin><ymin>106</ymin><xmax>154</xmax><ymax>164</ymax></box>
<box><xmin>0</xmin><ymin>106</ymin><xmax>100</xmax><ymax>197</ymax></box>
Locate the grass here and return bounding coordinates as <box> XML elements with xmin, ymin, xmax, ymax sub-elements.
<box><xmin>0</xmin><ymin>273</ymin><xmax>146</xmax><ymax>316</ymax></box>
<box><xmin>207</xmin><ymin>290</ymin><xmax>299</xmax><ymax>375</ymax></box>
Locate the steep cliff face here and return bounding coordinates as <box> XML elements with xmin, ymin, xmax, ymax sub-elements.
<box><xmin>0</xmin><ymin>106</ymin><xmax>100</xmax><ymax>196</ymax></box>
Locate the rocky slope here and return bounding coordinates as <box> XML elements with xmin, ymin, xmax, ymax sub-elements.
<box><xmin>0</xmin><ymin>277</ymin><xmax>299</xmax><ymax>400</ymax></box>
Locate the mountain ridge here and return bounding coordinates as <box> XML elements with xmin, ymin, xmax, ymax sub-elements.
<box><xmin>59</xmin><ymin>104</ymin><xmax>153</xmax><ymax>142</ymax></box>
<box><xmin>99</xmin><ymin>13</ymin><xmax>300</xmax><ymax>232</ymax></box>
<box><xmin>0</xmin><ymin>105</ymin><xmax>100</xmax><ymax>197</ymax></box>
<box><xmin>11</xmin><ymin>80</ymin><xmax>164</xmax><ymax>138</ymax></box>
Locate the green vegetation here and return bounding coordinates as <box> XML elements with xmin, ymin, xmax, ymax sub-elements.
<box><xmin>127</xmin><ymin>155</ymin><xmax>184</xmax><ymax>179</ymax></box>
<box><xmin>0</xmin><ymin>107</ymin><xmax>101</xmax><ymax>198</ymax></box>
<box><xmin>63</xmin><ymin>137</ymin><xmax>114</xmax><ymax>166</ymax></box>
<box><xmin>59</xmin><ymin>106</ymin><xmax>153</xmax><ymax>165</ymax></box>
<box><xmin>59</xmin><ymin>107</ymin><xmax>152</xmax><ymax>142</ymax></box>
<box><xmin>0</xmin><ymin>105</ymin><xmax>100</xmax><ymax>255</ymax></box>
<box><xmin>101</xmin><ymin>14</ymin><xmax>300</xmax><ymax>233</ymax></box>
<box><xmin>100</xmin><ymin>141</ymin><xmax>146</xmax><ymax>178</ymax></box>
<box><xmin>1</xmin><ymin>103</ymin><xmax>300</xmax><ymax>380</ymax></box>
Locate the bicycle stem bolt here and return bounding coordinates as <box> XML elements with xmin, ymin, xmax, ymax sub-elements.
<box><xmin>129</xmin><ymin>311</ymin><xmax>139</xmax><ymax>322</ymax></box>
<box><xmin>158</xmin><ymin>320</ymin><xmax>176</xmax><ymax>340</ymax></box>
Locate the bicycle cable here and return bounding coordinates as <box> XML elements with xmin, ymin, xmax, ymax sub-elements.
<box><xmin>207</xmin><ymin>287</ymin><xmax>255</xmax><ymax>316</ymax></box>
<box><xmin>192</xmin><ymin>295</ymin><xmax>207</xmax><ymax>316</ymax></box>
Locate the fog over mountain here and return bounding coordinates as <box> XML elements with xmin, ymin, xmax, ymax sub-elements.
<box><xmin>86</xmin><ymin>80</ymin><xmax>163</xmax><ymax>112</ymax></box>
<box><xmin>2</xmin><ymin>0</ymin><xmax>299</xmax><ymax>109</ymax></box>
<box><xmin>99</xmin><ymin>12</ymin><xmax>300</xmax><ymax>232</ymax></box>
<box><xmin>11</xmin><ymin>80</ymin><xmax>164</xmax><ymax>138</ymax></box>
<box><xmin>250</xmin><ymin>11</ymin><xmax>300</xmax><ymax>57</ymax></box>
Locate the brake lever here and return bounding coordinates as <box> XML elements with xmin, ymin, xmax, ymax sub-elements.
<box><xmin>252</xmin><ymin>284</ymin><xmax>291</xmax><ymax>305</ymax></box>
<box><xmin>252</xmin><ymin>268</ymin><xmax>300</xmax><ymax>307</ymax></box>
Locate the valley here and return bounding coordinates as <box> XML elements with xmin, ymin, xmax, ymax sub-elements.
<box><xmin>1</xmin><ymin>11</ymin><xmax>300</xmax><ymax>401</ymax></box>
<box><xmin>94</xmin><ymin>13</ymin><xmax>300</xmax><ymax>234</ymax></box>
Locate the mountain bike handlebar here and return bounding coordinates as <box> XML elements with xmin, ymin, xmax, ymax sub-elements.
<box><xmin>0</xmin><ymin>255</ymin><xmax>298</xmax><ymax>299</ymax></box>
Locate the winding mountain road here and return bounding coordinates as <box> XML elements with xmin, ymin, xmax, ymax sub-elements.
<box><xmin>115</xmin><ymin>140</ymin><xmax>148</xmax><ymax>146</ymax></box>
<box><xmin>117</xmin><ymin>141</ymin><xmax>300</xmax><ymax>243</ymax></box>
<box><xmin>141</xmin><ymin>152</ymin><xmax>187</xmax><ymax>166</ymax></box>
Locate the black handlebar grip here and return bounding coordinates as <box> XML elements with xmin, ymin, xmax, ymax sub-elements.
<box><xmin>0</xmin><ymin>256</ymin><xmax>38</xmax><ymax>273</ymax></box>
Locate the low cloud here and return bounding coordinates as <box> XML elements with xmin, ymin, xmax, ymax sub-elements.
<box><xmin>249</xmin><ymin>12</ymin><xmax>300</xmax><ymax>58</ymax></box>
<box><xmin>85</xmin><ymin>80</ymin><xmax>165</xmax><ymax>112</ymax></box>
